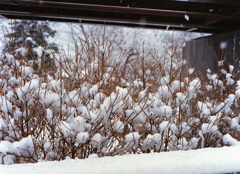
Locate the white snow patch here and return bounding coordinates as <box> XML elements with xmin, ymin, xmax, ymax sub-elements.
<box><xmin>223</xmin><ymin>134</ymin><xmax>240</xmax><ymax>146</ymax></box>
<box><xmin>220</xmin><ymin>42</ymin><xmax>227</xmax><ymax>49</ymax></box>
<box><xmin>188</xmin><ymin>68</ymin><xmax>195</xmax><ymax>74</ymax></box>
<box><xmin>46</xmin><ymin>108</ymin><xmax>53</xmax><ymax>122</ymax></box>
<box><xmin>125</xmin><ymin>132</ymin><xmax>140</xmax><ymax>142</ymax></box>
<box><xmin>184</xmin><ymin>14</ymin><xmax>189</xmax><ymax>21</ymax></box>
<box><xmin>229</xmin><ymin>65</ymin><xmax>234</xmax><ymax>73</ymax></box>
<box><xmin>91</xmin><ymin>133</ymin><xmax>102</xmax><ymax>147</ymax></box>
<box><xmin>77</xmin><ymin>132</ymin><xmax>89</xmax><ymax>144</ymax></box>
<box><xmin>1</xmin><ymin>146</ymin><xmax>240</xmax><ymax>173</ymax></box>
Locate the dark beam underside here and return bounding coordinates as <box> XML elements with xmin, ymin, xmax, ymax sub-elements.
<box><xmin>1</xmin><ymin>0</ymin><xmax>240</xmax><ymax>34</ymax></box>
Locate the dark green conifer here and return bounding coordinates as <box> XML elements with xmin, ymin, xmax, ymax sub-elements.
<box><xmin>4</xmin><ymin>20</ymin><xmax>58</xmax><ymax>74</ymax></box>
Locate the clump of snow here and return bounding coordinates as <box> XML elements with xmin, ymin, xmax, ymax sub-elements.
<box><xmin>16</xmin><ymin>47</ymin><xmax>27</xmax><ymax>57</ymax></box>
<box><xmin>220</xmin><ymin>41</ymin><xmax>227</xmax><ymax>49</ymax></box>
<box><xmin>77</xmin><ymin>132</ymin><xmax>89</xmax><ymax>144</ymax></box>
<box><xmin>201</xmin><ymin>123</ymin><xmax>218</xmax><ymax>134</ymax></box>
<box><xmin>44</xmin><ymin>142</ymin><xmax>51</xmax><ymax>151</ymax></box>
<box><xmin>160</xmin><ymin>121</ymin><xmax>169</xmax><ymax>131</ymax></box>
<box><xmin>91</xmin><ymin>133</ymin><xmax>102</xmax><ymax>147</ymax></box>
<box><xmin>34</xmin><ymin>46</ymin><xmax>44</xmax><ymax>57</ymax></box>
<box><xmin>223</xmin><ymin>134</ymin><xmax>240</xmax><ymax>146</ymax></box>
<box><xmin>218</xmin><ymin>60</ymin><xmax>224</xmax><ymax>66</ymax></box>
<box><xmin>229</xmin><ymin>65</ymin><xmax>234</xmax><ymax>73</ymax></box>
<box><xmin>184</xmin><ymin>14</ymin><xmax>189</xmax><ymax>21</ymax></box>
<box><xmin>125</xmin><ymin>132</ymin><xmax>140</xmax><ymax>143</ymax></box>
<box><xmin>197</xmin><ymin>101</ymin><xmax>210</xmax><ymax>115</ymax></box>
<box><xmin>46</xmin><ymin>108</ymin><xmax>53</xmax><ymax>122</ymax></box>
<box><xmin>159</xmin><ymin>106</ymin><xmax>172</xmax><ymax>118</ymax></box>
<box><xmin>188</xmin><ymin>68</ymin><xmax>195</xmax><ymax>74</ymax></box>
<box><xmin>0</xmin><ymin>135</ymin><xmax>34</xmax><ymax>164</ymax></box>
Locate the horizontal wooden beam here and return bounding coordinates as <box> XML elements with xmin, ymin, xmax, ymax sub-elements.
<box><xmin>4</xmin><ymin>0</ymin><xmax>240</xmax><ymax>21</ymax></box>
<box><xmin>169</xmin><ymin>0</ymin><xmax>240</xmax><ymax>6</ymax></box>
<box><xmin>3</xmin><ymin>0</ymin><xmax>239</xmax><ymax>16</ymax></box>
<box><xmin>0</xmin><ymin>0</ymin><xmax>240</xmax><ymax>33</ymax></box>
<box><xmin>0</xmin><ymin>4</ymin><xmax>222</xmax><ymax>29</ymax></box>
<box><xmin>2</xmin><ymin>14</ymin><xmax>216</xmax><ymax>33</ymax></box>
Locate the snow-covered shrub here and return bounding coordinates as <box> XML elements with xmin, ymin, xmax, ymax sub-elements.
<box><xmin>0</xmin><ymin>32</ymin><xmax>240</xmax><ymax>164</ymax></box>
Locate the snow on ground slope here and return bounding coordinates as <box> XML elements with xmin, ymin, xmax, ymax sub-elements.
<box><xmin>1</xmin><ymin>145</ymin><xmax>240</xmax><ymax>174</ymax></box>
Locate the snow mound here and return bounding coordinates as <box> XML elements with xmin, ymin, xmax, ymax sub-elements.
<box><xmin>1</xmin><ymin>145</ymin><xmax>240</xmax><ymax>174</ymax></box>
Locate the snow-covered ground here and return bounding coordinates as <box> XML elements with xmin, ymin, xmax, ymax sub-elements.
<box><xmin>1</xmin><ymin>145</ymin><xmax>240</xmax><ymax>174</ymax></box>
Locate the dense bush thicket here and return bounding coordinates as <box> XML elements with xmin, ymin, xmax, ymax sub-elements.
<box><xmin>0</xmin><ymin>31</ymin><xmax>240</xmax><ymax>165</ymax></box>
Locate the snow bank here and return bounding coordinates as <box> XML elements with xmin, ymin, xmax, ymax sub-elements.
<box><xmin>1</xmin><ymin>145</ymin><xmax>240</xmax><ymax>174</ymax></box>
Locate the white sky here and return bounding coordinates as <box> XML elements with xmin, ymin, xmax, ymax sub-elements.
<box><xmin>0</xmin><ymin>19</ymin><xmax>206</xmax><ymax>56</ymax></box>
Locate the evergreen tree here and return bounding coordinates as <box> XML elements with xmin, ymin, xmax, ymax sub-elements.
<box><xmin>4</xmin><ymin>20</ymin><xmax>58</xmax><ymax>74</ymax></box>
